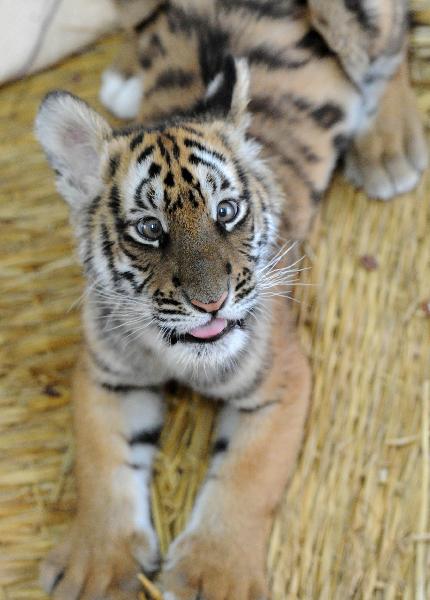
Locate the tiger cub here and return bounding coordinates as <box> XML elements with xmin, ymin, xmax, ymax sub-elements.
<box><xmin>35</xmin><ymin>1</ymin><xmax>427</xmax><ymax>598</ymax></box>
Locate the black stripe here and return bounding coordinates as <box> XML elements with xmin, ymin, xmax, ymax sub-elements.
<box><xmin>255</xmin><ymin>132</ymin><xmax>320</xmax><ymax>197</ymax></box>
<box><xmin>311</xmin><ymin>103</ymin><xmax>344</xmax><ymax>129</ymax></box>
<box><xmin>287</xmin><ymin>94</ymin><xmax>312</xmax><ymax>113</ymax></box>
<box><xmin>134</xmin><ymin>1</ymin><xmax>169</xmax><ymax>33</ymax></box>
<box><xmin>213</xmin><ymin>438</ymin><xmax>229</xmax><ymax>453</ymax></box>
<box><xmin>189</xmin><ymin>154</ymin><xmax>224</xmax><ymax>176</ymax></box>
<box><xmin>137</xmin><ymin>271</ymin><xmax>154</xmax><ymax>293</ymax></box>
<box><xmin>295</xmin><ymin>29</ymin><xmax>334</xmax><ymax>58</ymax></box>
<box><xmin>157</xmin><ymin>307</ymin><xmax>187</xmax><ymax>315</ymax></box>
<box><xmin>137</xmin><ymin>145</ymin><xmax>155</xmax><ymax>164</ymax></box>
<box><xmin>292</xmin><ymin>140</ymin><xmax>320</xmax><ymax>164</ymax></box>
<box><xmin>164</xmin><ymin>171</ymin><xmax>175</xmax><ymax>187</ymax></box>
<box><xmin>150</xmin><ymin>32</ymin><xmax>166</xmax><ymax>55</ymax></box>
<box><xmin>167</xmin><ymin>195</ymin><xmax>184</xmax><ymax>214</ymax></box>
<box><xmin>201</xmin><ymin>54</ymin><xmax>236</xmax><ymax>116</ymax></box>
<box><xmin>109</xmin><ymin>155</ymin><xmax>120</xmax><ymax>178</ymax></box>
<box><xmin>180</xmin><ymin>125</ymin><xmax>205</xmax><ymax>138</ymax></box>
<box><xmin>88</xmin><ymin>347</ymin><xmax>125</xmax><ymax>377</ymax></box>
<box><xmin>146</xmin><ymin>186</ymin><xmax>158</xmax><ymax>210</ymax></box>
<box><xmin>279</xmin><ymin>153</ymin><xmax>319</xmax><ymax>195</ymax></box>
<box><xmin>163</xmin><ymin>133</ymin><xmax>180</xmax><ymax>159</ymax></box>
<box><xmin>239</xmin><ymin>399</ymin><xmax>280</xmax><ymax>413</ymax></box>
<box><xmin>198</xmin><ymin>25</ymin><xmax>229</xmax><ymax>85</ymax></box>
<box><xmin>130</xmin><ymin>132</ymin><xmax>144</xmax><ymax>151</ymax></box>
<box><xmin>109</xmin><ymin>184</ymin><xmax>121</xmax><ymax>216</ymax></box>
<box><xmin>184</xmin><ymin>139</ymin><xmax>226</xmax><ymax>162</ymax></box>
<box><xmin>154</xmin><ymin>297</ymin><xmax>182</xmax><ymax>307</ymax></box>
<box><xmin>188</xmin><ymin>190</ymin><xmax>199</xmax><ymax>208</ymax></box>
<box><xmin>247</xmin><ymin>44</ymin><xmax>307</xmax><ymax>69</ymax></box>
<box><xmin>249</xmin><ymin>95</ymin><xmax>283</xmax><ymax>119</ymax></box>
<box><xmin>235</xmin><ymin>284</ymin><xmax>256</xmax><ymax>301</ymax></box>
<box><xmin>227</xmin><ymin>354</ymin><xmax>273</xmax><ymax>402</ymax></box>
<box><xmin>181</xmin><ymin>167</ymin><xmax>193</xmax><ymax>183</ymax></box>
<box><xmin>149</xmin><ymin>162</ymin><xmax>161</xmax><ymax>178</ymax></box>
<box><xmin>344</xmin><ymin>0</ymin><xmax>378</xmax><ymax>32</ymax></box>
<box><xmin>217</xmin><ymin>0</ymin><xmax>303</xmax><ymax>20</ymax></box>
<box><xmin>118</xmin><ymin>238</ymin><xmax>141</xmax><ymax>261</ymax></box>
<box><xmin>140</xmin><ymin>56</ymin><xmax>153</xmax><ymax>70</ymax></box>
<box><xmin>206</xmin><ymin>173</ymin><xmax>217</xmax><ymax>193</ymax></box>
<box><xmin>87</xmin><ymin>194</ymin><xmax>101</xmax><ymax>218</ymax></box>
<box><xmin>146</xmin><ymin>68</ymin><xmax>195</xmax><ymax>97</ymax></box>
<box><xmin>120</xmin><ymin>269</ymin><xmax>141</xmax><ymax>292</ymax></box>
<box><xmin>128</xmin><ymin>462</ymin><xmax>149</xmax><ymax>470</ymax></box>
<box><xmin>129</xmin><ymin>427</ymin><xmax>162</xmax><ymax>446</ymax></box>
<box><xmin>109</xmin><ymin>186</ymin><xmax>127</xmax><ymax>242</ymax></box>
<box><xmin>160</xmin><ymin>138</ymin><xmax>172</xmax><ymax>166</ymax></box>
<box><xmin>100</xmin><ymin>222</ymin><xmax>118</xmax><ymax>279</ymax></box>
<box><xmin>134</xmin><ymin>179</ymin><xmax>150</xmax><ymax>207</ymax></box>
<box><xmin>311</xmin><ymin>190</ymin><xmax>323</xmax><ymax>204</ymax></box>
<box><xmin>235</xmin><ymin>278</ymin><xmax>249</xmax><ymax>292</ymax></box>
<box><xmin>99</xmin><ymin>382</ymin><xmax>159</xmax><ymax>394</ymax></box>
<box><xmin>333</xmin><ymin>134</ymin><xmax>351</xmax><ymax>154</ymax></box>
<box><xmin>50</xmin><ymin>571</ymin><xmax>64</xmax><ymax>592</ymax></box>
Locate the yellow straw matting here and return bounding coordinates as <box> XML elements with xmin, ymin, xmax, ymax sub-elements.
<box><xmin>1</xmin><ymin>5</ymin><xmax>430</xmax><ymax>598</ymax></box>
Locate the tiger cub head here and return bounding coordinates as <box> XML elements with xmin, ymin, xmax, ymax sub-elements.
<box><xmin>35</xmin><ymin>58</ymin><xmax>283</xmax><ymax>364</ymax></box>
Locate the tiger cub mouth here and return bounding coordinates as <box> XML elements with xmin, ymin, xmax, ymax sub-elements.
<box><xmin>188</xmin><ymin>317</ymin><xmax>229</xmax><ymax>341</ymax></box>
<box><xmin>167</xmin><ymin>318</ymin><xmax>242</xmax><ymax>345</ymax></box>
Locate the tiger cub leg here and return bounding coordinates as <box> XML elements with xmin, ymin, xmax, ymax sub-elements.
<box><xmin>40</xmin><ymin>357</ymin><xmax>165</xmax><ymax>599</ymax></box>
<box><xmin>344</xmin><ymin>61</ymin><xmax>428</xmax><ymax>199</ymax></box>
<box><xmin>309</xmin><ymin>0</ymin><xmax>428</xmax><ymax>199</ymax></box>
<box><xmin>159</xmin><ymin>327</ymin><xmax>311</xmax><ymax>600</ymax></box>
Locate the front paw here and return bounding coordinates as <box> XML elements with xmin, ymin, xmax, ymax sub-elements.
<box><xmin>159</xmin><ymin>533</ymin><xmax>268</xmax><ymax>600</ymax></box>
<box><xmin>99</xmin><ymin>69</ymin><xmax>144</xmax><ymax>120</ymax></box>
<box><xmin>40</xmin><ymin>522</ymin><xmax>159</xmax><ymax>599</ymax></box>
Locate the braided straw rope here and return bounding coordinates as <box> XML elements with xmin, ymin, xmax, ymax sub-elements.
<box><xmin>0</xmin><ymin>3</ymin><xmax>429</xmax><ymax>597</ymax></box>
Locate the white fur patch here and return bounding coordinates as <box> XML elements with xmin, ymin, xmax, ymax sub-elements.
<box><xmin>99</xmin><ymin>69</ymin><xmax>144</xmax><ymax>120</ymax></box>
<box><xmin>205</xmin><ymin>73</ymin><xmax>224</xmax><ymax>99</ymax></box>
<box><xmin>216</xmin><ymin>405</ymin><xmax>240</xmax><ymax>440</ymax></box>
<box><xmin>122</xmin><ymin>391</ymin><xmax>165</xmax><ymax>437</ymax></box>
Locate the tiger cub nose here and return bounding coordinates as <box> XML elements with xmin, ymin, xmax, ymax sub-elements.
<box><xmin>191</xmin><ymin>291</ymin><xmax>228</xmax><ymax>313</ymax></box>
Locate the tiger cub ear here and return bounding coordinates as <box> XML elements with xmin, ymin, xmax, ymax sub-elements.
<box><xmin>35</xmin><ymin>91</ymin><xmax>112</xmax><ymax>207</ymax></box>
<box><xmin>204</xmin><ymin>56</ymin><xmax>250</xmax><ymax>131</ymax></box>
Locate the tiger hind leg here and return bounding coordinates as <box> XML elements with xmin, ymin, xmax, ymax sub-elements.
<box><xmin>309</xmin><ymin>0</ymin><xmax>428</xmax><ymax>199</ymax></box>
<box><xmin>344</xmin><ymin>61</ymin><xmax>428</xmax><ymax>199</ymax></box>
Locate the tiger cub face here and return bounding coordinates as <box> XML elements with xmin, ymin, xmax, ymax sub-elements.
<box><xmin>35</xmin><ymin>60</ymin><xmax>281</xmax><ymax>363</ymax></box>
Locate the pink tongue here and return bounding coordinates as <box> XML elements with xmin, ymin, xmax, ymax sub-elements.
<box><xmin>189</xmin><ymin>318</ymin><xmax>227</xmax><ymax>339</ymax></box>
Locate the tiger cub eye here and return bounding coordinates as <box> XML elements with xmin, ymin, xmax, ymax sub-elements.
<box><xmin>136</xmin><ymin>217</ymin><xmax>163</xmax><ymax>241</ymax></box>
<box><xmin>217</xmin><ymin>200</ymin><xmax>238</xmax><ymax>224</ymax></box>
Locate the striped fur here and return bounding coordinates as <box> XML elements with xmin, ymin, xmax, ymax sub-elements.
<box><xmin>35</xmin><ymin>1</ymin><xmax>426</xmax><ymax>598</ymax></box>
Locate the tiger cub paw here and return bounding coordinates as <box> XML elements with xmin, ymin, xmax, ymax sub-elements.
<box><xmin>99</xmin><ymin>69</ymin><xmax>144</xmax><ymax>120</ymax></box>
<box><xmin>40</xmin><ymin>522</ymin><xmax>159</xmax><ymax>599</ymax></box>
<box><xmin>344</xmin><ymin>85</ymin><xmax>428</xmax><ymax>200</ymax></box>
<box><xmin>159</xmin><ymin>532</ymin><xmax>268</xmax><ymax>600</ymax></box>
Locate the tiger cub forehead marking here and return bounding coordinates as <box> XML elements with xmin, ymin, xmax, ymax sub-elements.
<box><xmin>120</xmin><ymin>126</ymin><xmax>243</xmax><ymax>226</ymax></box>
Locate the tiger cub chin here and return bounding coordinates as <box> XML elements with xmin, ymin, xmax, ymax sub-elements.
<box><xmin>35</xmin><ymin>1</ymin><xmax>426</xmax><ymax>598</ymax></box>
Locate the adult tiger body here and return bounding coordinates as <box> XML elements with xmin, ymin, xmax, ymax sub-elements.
<box><xmin>35</xmin><ymin>1</ymin><xmax>427</xmax><ymax>598</ymax></box>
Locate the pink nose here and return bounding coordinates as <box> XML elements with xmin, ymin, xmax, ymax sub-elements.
<box><xmin>191</xmin><ymin>291</ymin><xmax>228</xmax><ymax>313</ymax></box>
